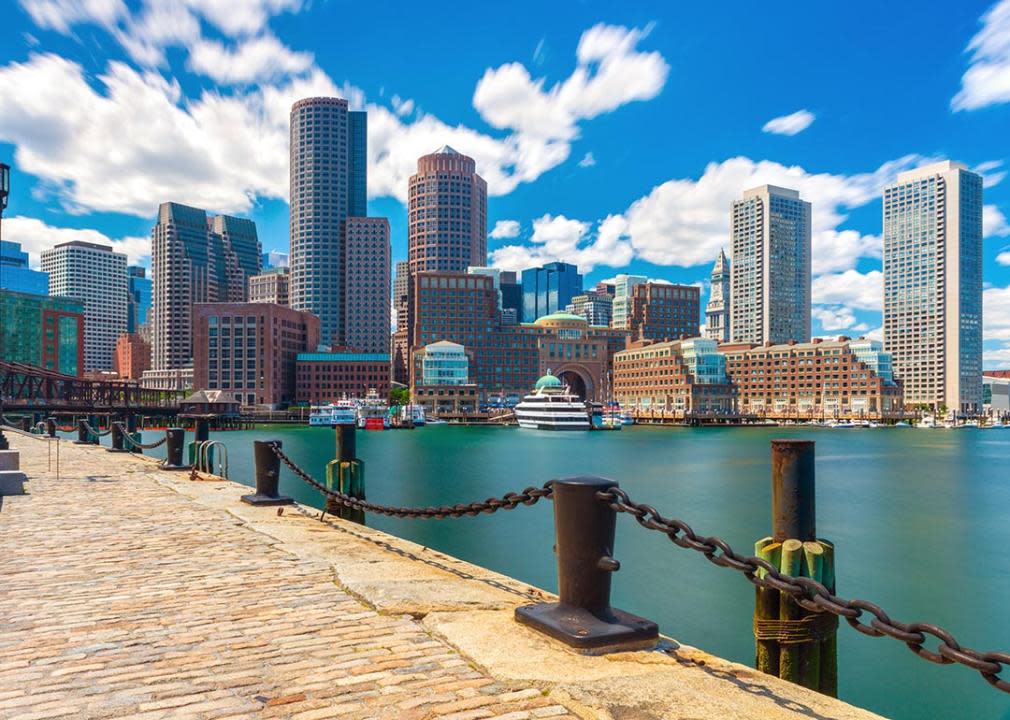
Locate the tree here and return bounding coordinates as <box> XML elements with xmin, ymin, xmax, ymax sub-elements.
<box><xmin>389</xmin><ymin>387</ymin><xmax>410</xmax><ymax>407</ymax></box>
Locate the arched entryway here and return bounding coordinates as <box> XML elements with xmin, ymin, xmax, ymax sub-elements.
<box><xmin>556</xmin><ymin>365</ymin><xmax>594</xmax><ymax>401</ymax></box>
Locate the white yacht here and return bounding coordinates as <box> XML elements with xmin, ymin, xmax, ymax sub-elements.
<box><xmin>400</xmin><ymin>404</ymin><xmax>426</xmax><ymax>426</ymax></box>
<box><xmin>309</xmin><ymin>400</ymin><xmax>357</xmax><ymax>427</ymax></box>
<box><xmin>514</xmin><ymin>372</ymin><xmax>591</xmax><ymax>431</ymax></box>
<box><xmin>357</xmin><ymin>388</ymin><xmax>390</xmax><ymax>429</ymax></box>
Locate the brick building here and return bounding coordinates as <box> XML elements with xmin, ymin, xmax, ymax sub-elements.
<box><xmin>192</xmin><ymin>303</ymin><xmax>319</xmax><ymax>408</ymax></box>
<box><xmin>248</xmin><ymin>267</ymin><xmax>289</xmax><ymax>305</ymax></box>
<box><xmin>295</xmin><ymin>352</ymin><xmax>390</xmax><ymax>404</ymax></box>
<box><xmin>628</xmin><ymin>282</ymin><xmax>700</xmax><ymax>342</ymax></box>
<box><xmin>0</xmin><ymin>290</ymin><xmax>84</xmax><ymax>376</ymax></box>
<box><xmin>113</xmin><ymin>333</ymin><xmax>151</xmax><ymax>380</ymax></box>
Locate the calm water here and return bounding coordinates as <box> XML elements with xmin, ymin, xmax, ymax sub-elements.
<box><xmin>80</xmin><ymin>423</ymin><xmax>1010</xmax><ymax>720</ymax></box>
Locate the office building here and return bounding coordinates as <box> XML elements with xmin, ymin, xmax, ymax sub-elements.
<box><xmin>521</xmin><ymin>262</ymin><xmax>582</xmax><ymax>322</ymax></box>
<box><xmin>595</xmin><ymin>282</ymin><xmax>616</xmax><ymax>297</ymax></box>
<box><xmin>412</xmin><ymin>341</ymin><xmax>478</xmax><ymax>415</ymax></box>
<box><xmin>127</xmin><ymin>265</ymin><xmax>152</xmax><ymax>333</ymax></box>
<box><xmin>628</xmin><ymin>282</ymin><xmax>700</xmax><ymax>341</ymax></box>
<box><xmin>261</xmin><ymin>250</ymin><xmax>289</xmax><ymax>269</ymax></box>
<box><xmin>883</xmin><ymin>161</ymin><xmax>983</xmax><ymax>414</ymax></box>
<box><xmin>730</xmin><ymin>185</ymin><xmax>811</xmax><ymax>344</ymax></box>
<box><xmin>611</xmin><ymin>274</ymin><xmax>646</xmax><ymax>330</ymax></box>
<box><xmin>248</xmin><ymin>267</ymin><xmax>290</xmax><ymax>305</ymax></box>
<box><xmin>705</xmin><ymin>249</ymin><xmax>730</xmax><ymax>342</ymax></box>
<box><xmin>392</xmin><ymin>261</ymin><xmax>411</xmax><ymax>384</ymax></box>
<box><xmin>983</xmin><ymin>374</ymin><xmax>1010</xmax><ymax>417</ymax></box>
<box><xmin>343</xmin><ymin>217</ymin><xmax>390</xmax><ymax>354</ymax></box>
<box><xmin>41</xmin><ymin>241</ymin><xmax>128</xmax><ymax>371</ymax></box>
<box><xmin>0</xmin><ymin>289</ymin><xmax>84</xmax><ymax>375</ymax></box>
<box><xmin>296</xmin><ymin>352</ymin><xmax>390</xmax><ymax>404</ymax></box>
<box><xmin>113</xmin><ymin>332</ymin><xmax>151</xmax><ymax>380</ymax></box>
<box><xmin>0</xmin><ymin>241</ymin><xmax>48</xmax><ymax>295</ymax></box>
<box><xmin>151</xmin><ymin>202</ymin><xmax>261</xmax><ymax>371</ymax></box>
<box><xmin>393</xmin><ymin>261</ymin><xmax>410</xmax><ymax>331</ymax></box>
<box><xmin>566</xmin><ymin>290</ymin><xmax>613</xmax><ymax>326</ymax></box>
<box><xmin>140</xmin><ymin>368</ymin><xmax>193</xmax><ymax>391</ymax></box>
<box><xmin>468</xmin><ymin>267</ymin><xmax>503</xmax><ymax>308</ymax></box>
<box><xmin>192</xmin><ymin>303</ymin><xmax>320</xmax><ymax>408</ymax></box>
<box><xmin>500</xmin><ymin>271</ymin><xmax>522</xmax><ymax>319</ymax></box>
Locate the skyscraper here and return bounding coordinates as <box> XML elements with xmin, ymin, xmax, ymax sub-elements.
<box><xmin>610</xmin><ymin>274</ymin><xmax>646</xmax><ymax>330</ymax></box>
<box><xmin>883</xmin><ymin>161</ymin><xmax>983</xmax><ymax>414</ymax></box>
<box><xmin>521</xmin><ymin>262</ymin><xmax>582</xmax><ymax>322</ymax></box>
<box><xmin>343</xmin><ymin>217</ymin><xmax>390</xmax><ymax>354</ymax></box>
<box><xmin>127</xmin><ymin>265</ymin><xmax>151</xmax><ymax>333</ymax></box>
<box><xmin>289</xmin><ymin>97</ymin><xmax>368</xmax><ymax>346</ymax></box>
<box><xmin>41</xmin><ymin>241</ymin><xmax>128</xmax><ymax>370</ymax></box>
<box><xmin>729</xmin><ymin>185</ymin><xmax>811</xmax><ymax>344</ymax></box>
<box><xmin>0</xmin><ymin>240</ymin><xmax>48</xmax><ymax>295</ymax></box>
<box><xmin>628</xmin><ymin>282</ymin><xmax>700</xmax><ymax>341</ymax></box>
<box><xmin>705</xmin><ymin>249</ymin><xmax>730</xmax><ymax>342</ymax></box>
<box><xmin>150</xmin><ymin>202</ymin><xmax>261</xmax><ymax>370</ymax></box>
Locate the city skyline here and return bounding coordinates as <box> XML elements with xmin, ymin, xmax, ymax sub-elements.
<box><xmin>1</xmin><ymin>2</ymin><xmax>1010</xmax><ymax>365</ymax></box>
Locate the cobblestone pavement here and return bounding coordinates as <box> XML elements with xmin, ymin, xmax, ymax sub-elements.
<box><xmin>0</xmin><ymin>436</ymin><xmax>578</xmax><ymax>720</ymax></box>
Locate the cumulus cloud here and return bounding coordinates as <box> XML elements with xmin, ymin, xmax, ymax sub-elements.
<box><xmin>4</xmin><ymin>215</ymin><xmax>150</xmax><ymax>265</ymax></box>
<box><xmin>997</xmin><ymin>250</ymin><xmax>1010</xmax><ymax>266</ymax></box>
<box><xmin>578</xmin><ymin>152</ymin><xmax>596</xmax><ymax>168</ymax></box>
<box><xmin>984</xmin><ymin>204</ymin><xmax>1010</xmax><ymax>237</ymax></box>
<box><xmin>187</xmin><ymin>33</ymin><xmax>313</xmax><ymax>84</ymax></box>
<box><xmin>390</xmin><ymin>95</ymin><xmax>414</xmax><ymax>117</ymax></box>
<box><xmin>489</xmin><ymin>220</ymin><xmax>520</xmax><ymax>239</ymax></box>
<box><xmin>952</xmin><ymin>0</ymin><xmax>1010</xmax><ymax>111</ymax></box>
<box><xmin>762</xmin><ymin>109</ymin><xmax>815</xmax><ymax>136</ymax></box>
<box><xmin>489</xmin><ymin>213</ymin><xmax>632</xmax><ymax>273</ymax></box>
<box><xmin>811</xmin><ymin>306</ymin><xmax>870</xmax><ymax>333</ymax></box>
<box><xmin>811</xmin><ymin>270</ymin><xmax>883</xmax><ymax>311</ymax></box>
<box><xmin>975</xmin><ymin>160</ymin><xmax>1007</xmax><ymax>188</ymax></box>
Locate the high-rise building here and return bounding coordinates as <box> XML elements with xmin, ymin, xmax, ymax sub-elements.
<box><xmin>705</xmin><ymin>249</ymin><xmax>730</xmax><ymax>342</ymax></box>
<box><xmin>289</xmin><ymin>97</ymin><xmax>368</xmax><ymax>347</ymax></box>
<box><xmin>393</xmin><ymin>261</ymin><xmax>410</xmax><ymax>331</ymax></box>
<box><xmin>521</xmin><ymin>262</ymin><xmax>582</xmax><ymax>322</ymax></box>
<box><xmin>41</xmin><ymin>241</ymin><xmax>128</xmax><ymax>370</ymax></box>
<box><xmin>127</xmin><ymin>265</ymin><xmax>152</xmax><ymax>333</ymax></box>
<box><xmin>628</xmin><ymin>282</ymin><xmax>700</xmax><ymax>341</ymax></box>
<box><xmin>261</xmin><ymin>250</ymin><xmax>289</xmax><ymax>269</ymax></box>
<box><xmin>500</xmin><ymin>271</ymin><xmax>522</xmax><ymax>320</ymax></box>
<box><xmin>883</xmin><ymin>161</ymin><xmax>983</xmax><ymax>413</ymax></box>
<box><xmin>343</xmin><ymin>217</ymin><xmax>390</xmax><ymax>354</ymax></box>
<box><xmin>729</xmin><ymin>185</ymin><xmax>811</xmax><ymax>344</ymax></box>
<box><xmin>150</xmin><ymin>202</ymin><xmax>261</xmax><ymax>371</ymax></box>
<box><xmin>113</xmin><ymin>332</ymin><xmax>151</xmax><ymax>380</ymax></box>
<box><xmin>0</xmin><ymin>289</ymin><xmax>84</xmax><ymax>375</ymax></box>
<box><xmin>611</xmin><ymin>274</ymin><xmax>646</xmax><ymax>329</ymax></box>
<box><xmin>248</xmin><ymin>267</ymin><xmax>290</xmax><ymax>305</ymax></box>
<box><xmin>0</xmin><ymin>241</ymin><xmax>48</xmax><ymax>295</ymax></box>
<box><xmin>566</xmin><ymin>291</ymin><xmax>613</xmax><ymax>326</ymax></box>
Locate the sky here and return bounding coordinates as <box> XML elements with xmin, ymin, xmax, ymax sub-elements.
<box><xmin>2</xmin><ymin>0</ymin><xmax>1010</xmax><ymax>365</ymax></box>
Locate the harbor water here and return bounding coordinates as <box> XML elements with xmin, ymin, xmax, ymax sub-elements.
<box><xmin>95</xmin><ymin>423</ymin><xmax>1010</xmax><ymax>720</ymax></box>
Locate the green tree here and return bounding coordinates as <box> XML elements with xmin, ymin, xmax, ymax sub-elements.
<box><xmin>389</xmin><ymin>387</ymin><xmax>411</xmax><ymax>407</ymax></box>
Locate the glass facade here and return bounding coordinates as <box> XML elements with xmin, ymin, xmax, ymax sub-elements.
<box><xmin>681</xmin><ymin>338</ymin><xmax>727</xmax><ymax>384</ymax></box>
<box><xmin>521</xmin><ymin>262</ymin><xmax>582</xmax><ymax>322</ymax></box>
<box><xmin>421</xmin><ymin>341</ymin><xmax>469</xmax><ymax>385</ymax></box>
<box><xmin>0</xmin><ymin>290</ymin><xmax>83</xmax><ymax>375</ymax></box>
<box><xmin>127</xmin><ymin>266</ymin><xmax>152</xmax><ymax>332</ymax></box>
<box><xmin>0</xmin><ymin>241</ymin><xmax>49</xmax><ymax>295</ymax></box>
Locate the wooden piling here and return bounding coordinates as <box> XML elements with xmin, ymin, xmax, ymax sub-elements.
<box><xmin>800</xmin><ymin>541</ymin><xmax>824</xmax><ymax>691</ymax></box>
<box><xmin>818</xmin><ymin>540</ymin><xmax>838</xmax><ymax>697</ymax></box>
<box><xmin>754</xmin><ymin>537</ymin><xmax>782</xmax><ymax>675</ymax></box>
<box><xmin>777</xmin><ymin>539</ymin><xmax>803</xmax><ymax>684</ymax></box>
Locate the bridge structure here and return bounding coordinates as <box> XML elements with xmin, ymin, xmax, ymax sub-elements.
<box><xmin>0</xmin><ymin>360</ymin><xmax>182</xmax><ymax>417</ymax></box>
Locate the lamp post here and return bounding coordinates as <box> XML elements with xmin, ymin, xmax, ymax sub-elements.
<box><xmin>0</xmin><ymin>162</ymin><xmax>10</xmax><ymax>242</ymax></box>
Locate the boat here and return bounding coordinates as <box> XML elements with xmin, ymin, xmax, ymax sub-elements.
<box><xmin>514</xmin><ymin>371</ymin><xmax>591</xmax><ymax>431</ymax></box>
<box><xmin>601</xmin><ymin>402</ymin><xmax>624</xmax><ymax>430</ymax></box>
<box><xmin>400</xmin><ymin>404</ymin><xmax>426</xmax><ymax>426</ymax></box>
<box><xmin>426</xmin><ymin>416</ymin><xmax>448</xmax><ymax>425</ymax></box>
<box><xmin>917</xmin><ymin>415</ymin><xmax>938</xmax><ymax>429</ymax></box>
<box><xmin>620</xmin><ymin>411</ymin><xmax>635</xmax><ymax>426</ymax></box>
<box><xmin>894</xmin><ymin>421</ymin><xmax>911</xmax><ymax>427</ymax></box>
<box><xmin>308</xmin><ymin>400</ymin><xmax>357</xmax><ymax>427</ymax></box>
<box><xmin>357</xmin><ymin>388</ymin><xmax>390</xmax><ymax>430</ymax></box>
<box><xmin>831</xmin><ymin>421</ymin><xmax>857</xmax><ymax>429</ymax></box>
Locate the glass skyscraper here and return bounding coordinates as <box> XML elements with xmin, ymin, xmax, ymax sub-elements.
<box><xmin>521</xmin><ymin>262</ymin><xmax>582</xmax><ymax>322</ymax></box>
<box><xmin>0</xmin><ymin>240</ymin><xmax>48</xmax><ymax>295</ymax></box>
<box><xmin>883</xmin><ymin>161</ymin><xmax>983</xmax><ymax>414</ymax></box>
<box><xmin>127</xmin><ymin>265</ymin><xmax>151</xmax><ymax>333</ymax></box>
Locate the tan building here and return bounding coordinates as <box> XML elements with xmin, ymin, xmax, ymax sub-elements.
<box><xmin>113</xmin><ymin>333</ymin><xmax>151</xmax><ymax>380</ymax></box>
<box><xmin>248</xmin><ymin>267</ymin><xmax>289</xmax><ymax>305</ymax></box>
<box><xmin>627</xmin><ymin>282</ymin><xmax>700</xmax><ymax>342</ymax></box>
<box><xmin>720</xmin><ymin>337</ymin><xmax>904</xmax><ymax>421</ymax></box>
<box><xmin>613</xmin><ymin>338</ymin><xmax>736</xmax><ymax>419</ymax></box>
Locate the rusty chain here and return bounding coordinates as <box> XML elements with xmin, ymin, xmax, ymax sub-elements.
<box><xmin>270</xmin><ymin>443</ymin><xmax>553</xmax><ymax>519</ymax></box>
<box><xmin>81</xmin><ymin>420</ymin><xmax>112</xmax><ymax>437</ymax></box>
<box><xmin>116</xmin><ymin>424</ymin><xmax>168</xmax><ymax>450</ymax></box>
<box><xmin>596</xmin><ymin>486</ymin><xmax>1010</xmax><ymax>694</ymax></box>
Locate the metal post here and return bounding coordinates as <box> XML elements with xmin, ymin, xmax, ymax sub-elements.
<box><xmin>241</xmin><ymin>440</ymin><xmax>293</xmax><ymax>506</ymax></box>
<box><xmin>108</xmin><ymin>421</ymin><xmax>127</xmax><ymax>452</ymax></box>
<box><xmin>20</xmin><ymin>416</ymin><xmax>30</xmax><ymax>432</ymax></box>
<box><xmin>126</xmin><ymin>414</ymin><xmax>141</xmax><ymax>454</ymax></box>
<box><xmin>160</xmin><ymin>428</ymin><xmax>189</xmax><ymax>470</ymax></box>
<box><xmin>188</xmin><ymin>417</ymin><xmax>210</xmax><ymax>467</ymax></box>
<box><xmin>515</xmin><ymin>476</ymin><xmax>658</xmax><ymax>654</ymax></box>
<box><xmin>73</xmin><ymin>419</ymin><xmax>89</xmax><ymax>444</ymax></box>
<box><xmin>326</xmin><ymin>423</ymin><xmax>364</xmax><ymax>523</ymax></box>
<box><xmin>87</xmin><ymin>414</ymin><xmax>100</xmax><ymax>444</ymax></box>
<box><xmin>45</xmin><ymin>417</ymin><xmax>56</xmax><ymax>438</ymax></box>
<box><xmin>771</xmin><ymin>440</ymin><xmax>815</xmax><ymax>542</ymax></box>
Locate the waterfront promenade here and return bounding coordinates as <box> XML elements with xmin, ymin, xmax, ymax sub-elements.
<box><xmin>0</xmin><ymin>433</ymin><xmax>882</xmax><ymax>719</ymax></box>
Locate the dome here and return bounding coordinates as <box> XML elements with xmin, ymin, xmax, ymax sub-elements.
<box><xmin>533</xmin><ymin>312</ymin><xmax>588</xmax><ymax>326</ymax></box>
<box><xmin>534</xmin><ymin>371</ymin><xmax>563</xmax><ymax>390</ymax></box>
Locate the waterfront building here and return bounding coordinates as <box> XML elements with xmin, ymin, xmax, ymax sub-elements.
<box><xmin>610</xmin><ymin>274</ymin><xmax>646</xmax><ymax>330</ymax></box>
<box><xmin>983</xmin><ymin>374</ymin><xmax>1010</xmax><ymax>418</ymax></box>
<box><xmin>140</xmin><ymin>368</ymin><xmax>193</xmax><ymax>391</ymax></box>
<box><xmin>468</xmin><ymin>267</ymin><xmax>502</xmax><ymax>308</ymax></box>
<box><xmin>595</xmin><ymin>281</ymin><xmax>616</xmax><ymax>297</ymax></box>
<box><xmin>411</xmin><ymin>340</ymin><xmax>478</xmax><ymax>414</ymax></box>
<box><xmin>729</xmin><ymin>185</ymin><xmax>811</xmax><ymax>345</ymax></box>
<box><xmin>261</xmin><ymin>250</ymin><xmax>289</xmax><ymax>269</ymax></box>
<box><xmin>289</xmin><ymin>97</ymin><xmax>367</xmax><ymax>347</ymax></box>
<box><xmin>613</xmin><ymin>338</ymin><xmax>736</xmax><ymax>418</ymax></box>
<box><xmin>719</xmin><ymin>337</ymin><xmax>903</xmax><ymax>421</ymax></box>
<box><xmin>113</xmin><ymin>332</ymin><xmax>150</xmax><ymax>380</ymax></box>
<box><xmin>0</xmin><ymin>289</ymin><xmax>83</xmax><ymax>375</ymax></box>
<box><xmin>343</xmin><ymin>217</ymin><xmax>390</xmax><ymax>354</ymax></box>
<box><xmin>500</xmin><ymin>271</ymin><xmax>523</xmax><ymax>320</ymax></box>
<box><xmin>565</xmin><ymin>290</ymin><xmax>613</xmax><ymax>327</ymax></box>
<box><xmin>248</xmin><ymin>267</ymin><xmax>290</xmax><ymax>305</ymax></box>
<box><xmin>127</xmin><ymin>266</ymin><xmax>152</xmax><ymax>333</ymax></box>
<box><xmin>151</xmin><ymin>202</ymin><xmax>261</xmax><ymax>371</ymax></box>
<box><xmin>41</xmin><ymin>241</ymin><xmax>128</xmax><ymax>371</ymax></box>
<box><xmin>420</xmin><ymin>341</ymin><xmax>469</xmax><ymax>385</ymax></box>
<box><xmin>295</xmin><ymin>352</ymin><xmax>390</xmax><ymax>404</ymax></box>
<box><xmin>704</xmin><ymin>249</ymin><xmax>730</xmax><ymax>342</ymax></box>
<box><xmin>627</xmin><ymin>282</ymin><xmax>700</xmax><ymax>342</ymax></box>
<box><xmin>883</xmin><ymin>161</ymin><xmax>983</xmax><ymax>414</ymax></box>
<box><xmin>521</xmin><ymin>262</ymin><xmax>582</xmax><ymax>322</ymax></box>
<box><xmin>192</xmin><ymin>303</ymin><xmax>320</xmax><ymax>408</ymax></box>
<box><xmin>0</xmin><ymin>240</ymin><xmax>48</xmax><ymax>295</ymax></box>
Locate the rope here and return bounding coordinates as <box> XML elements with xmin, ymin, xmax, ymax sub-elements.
<box><xmin>754</xmin><ymin>613</ymin><xmax>839</xmax><ymax>644</ymax></box>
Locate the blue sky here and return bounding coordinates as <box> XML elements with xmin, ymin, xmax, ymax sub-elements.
<box><xmin>2</xmin><ymin>0</ymin><xmax>1010</xmax><ymax>364</ymax></box>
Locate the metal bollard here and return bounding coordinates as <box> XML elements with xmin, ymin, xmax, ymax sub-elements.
<box><xmin>159</xmin><ymin>428</ymin><xmax>190</xmax><ymax>470</ymax></box>
<box><xmin>241</xmin><ymin>440</ymin><xmax>293</xmax><ymax>506</ymax></box>
<box><xmin>326</xmin><ymin>423</ymin><xmax>364</xmax><ymax>523</ymax></box>
<box><xmin>515</xmin><ymin>476</ymin><xmax>658</xmax><ymax>653</ymax></box>
<box><xmin>107</xmin><ymin>421</ymin><xmax>127</xmax><ymax>452</ymax></box>
<box><xmin>20</xmin><ymin>416</ymin><xmax>31</xmax><ymax>432</ymax></box>
<box><xmin>771</xmin><ymin>440</ymin><xmax>815</xmax><ymax>542</ymax></box>
<box><xmin>125</xmin><ymin>414</ymin><xmax>142</xmax><ymax>454</ymax></box>
<box><xmin>188</xmin><ymin>417</ymin><xmax>210</xmax><ymax>467</ymax></box>
<box><xmin>73</xmin><ymin>419</ymin><xmax>90</xmax><ymax>444</ymax></box>
<box><xmin>46</xmin><ymin>417</ymin><xmax>56</xmax><ymax>438</ymax></box>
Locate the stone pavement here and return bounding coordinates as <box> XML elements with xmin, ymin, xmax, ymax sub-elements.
<box><xmin>0</xmin><ymin>433</ymin><xmax>885</xmax><ymax>720</ymax></box>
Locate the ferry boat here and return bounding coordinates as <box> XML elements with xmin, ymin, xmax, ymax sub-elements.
<box><xmin>514</xmin><ymin>371</ymin><xmax>591</xmax><ymax>431</ymax></box>
<box><xmin>601</xmin><ymin>402</ymin><xmax>624</xmax><ymax>430</ymax></box>
<box><xmin>357</xmin><ymin>388</ymin><xmax>390</xmax><ymax>430</ymax></box>
<box><xmin>308</xmin><ymin>400</ymin><xmax>357</xmax><ymax>427</ymax></box>
<box><xmin>400</xmin><ymin>404</ymin><xmax>426</xmax><ymax>426</ymax></box>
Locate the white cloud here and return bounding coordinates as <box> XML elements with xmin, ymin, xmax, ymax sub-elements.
<box><xmin>952</xmin><ymin>0</ymin><xmax>1010</xmax><ymax>110</ymax></box>
<box><xmin>975</xmin><ymin>160</ymin><xmax>1007</xmax><ymax>188</ymax></box>
<box><xmin>4</xmin><ymin>215</ymin><xmax>150</xmax><ymax>265</ymax></box>
<box><xmin>489</xmin><ymin>220</ymin><xmax>520</xmax><ymax>239</ymax></box>
<box><xmin>18</xmin><ymin>0</ymin><xmax>126</xmax><ymax>34</ymax></box>
<box><xmin>812</xmin><ymin>305</ymin><xmax>857</xmax><ymax>331</ymax></box>
<box><xmin>997</xmin><ymin>250</ymin><xmax>1010</xmax><ymax>266</ymax></box>
<box><xmin>813</xmin><ymin>229</ymin><xmax>881</xmax><ymax>274</ymax></box>
<box><xmin>762</xmin><ymin>109</ymin><xmax>815</xmax><ymax>136</ymax></box>
<box><xmin>489</xmin><ymin>213</ymin><xmax>632</xmax><ymax>273</ymax></box>
<box><xmin>390</xmin><ymin>95</ymin><xmax>414</xmax><ymax>117</ymax></box>
<box><xmin>578</xmin><ymin>152</ymin><xmax>596</xmax><ymax>168</ymax></box>
<box><xmin>811</xmin><ymin>270</ymin><xmax>883</xmax><ymax>311</ymax></box>
<box><xmin>984</xmin><ymin>204</ymin><xmax>1010</xmax><ymax>238</ymax></box>
<box><xmin>187</xmin><ymin>33</ymin><xmax>313</xmax><ymax>84</ymax></box>
<box><xmin>985</xmin><ymin>285</ymin><xmax>1010</xmax><ymax>340</ymax></box>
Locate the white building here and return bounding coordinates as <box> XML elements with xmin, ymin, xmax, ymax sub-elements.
<box><xmin>704</xmin><ymin>249</ymin><xmax>730</xmax><ymax>342</ymax></box>
<box><xmin>41</xmin><ymin>241</ymin><xmax>127</xmax><ymax>371</ymax></box>
<box><xmin>611</xmin><ymin>274</ymin><xmax>646</xmax><ymax>330</ymax></box>
<box><xmin>421</xmin><ymin>341</ymin><xmax>469</xmax><ymax>385</ymax></box>
<box><xmin>883</xmin><ymin>161</ymin><xmax>983</xmax><ymax>414</ymax></box>
<box><xmin>729</xmin><ymin>185</ymin><xmax>811</xmax><ymax>345</ymax></box>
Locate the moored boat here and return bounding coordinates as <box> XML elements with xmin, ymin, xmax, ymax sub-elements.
<box><xmin>308</xmin><ymin>399</ymin><xmax>357</xmax><ymax>427</ymax></box>
<box><xmin>514</xmin><ymin>371</ymin><xmax>591</xmax><ymax>431</ymax></box>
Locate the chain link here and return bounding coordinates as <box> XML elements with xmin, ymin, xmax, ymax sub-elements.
<box><xmin>81</xmin><ymin>420</ymin><xmax>112</xmax><ymax>437</ymax></box>
<box><xmin>116</xmin><ymin>423</ymin><xmax>167</xmax><ymax>450</ymax></box>
<box><xmin>596</xmin><ymin>486</ymin><xmax>1009</xmax><ymax>694</ymax></box>
<box><xmin>270</xmin><ymin>443</ymin><xmax>553</xmax><ymax>519</ymax></box>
